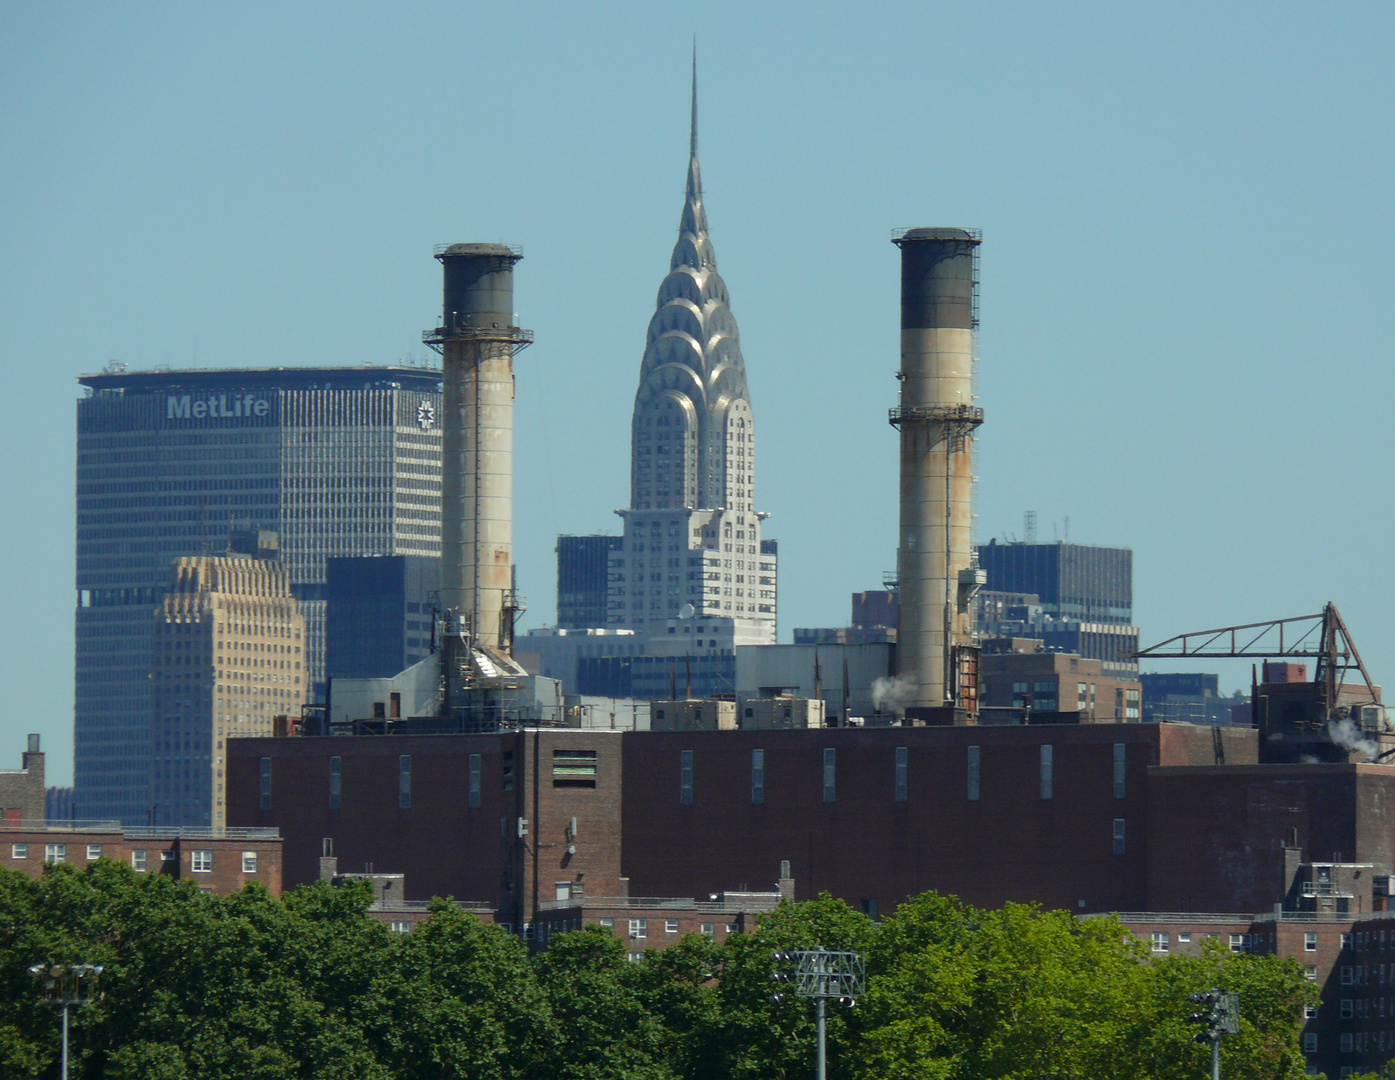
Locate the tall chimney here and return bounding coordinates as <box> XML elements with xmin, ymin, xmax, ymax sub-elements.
<box><xmin>890</xmin><ymin>228</ymin><xmax>983</xmax><ymax>714</ymax></box>
<box><xmin>427</xmin><ymin>244</ymin><xmax>532</xmax><ymax>653</ymax></box>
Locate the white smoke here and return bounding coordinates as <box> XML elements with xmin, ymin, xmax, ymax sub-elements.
<box><xmin>1328</xmin><ymin>716</ymin><xmax>1380</xmax><ymax>762</ymax></box>
<box><xmin>872</xmin><ymin>674</ymin><xmax>917</xmax><ymax>718</ymax></box>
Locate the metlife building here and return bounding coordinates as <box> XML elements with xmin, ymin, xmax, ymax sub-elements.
<box><xmin>76</xmin><ymin>366</ymin><xmax>443</xmax><ymax>823</ymax></box>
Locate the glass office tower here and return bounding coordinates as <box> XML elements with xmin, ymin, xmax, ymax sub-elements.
<box><xmin>75</xmin><ymin>366</ymin><xmax>442</xmax><ymax>823</ymax></box>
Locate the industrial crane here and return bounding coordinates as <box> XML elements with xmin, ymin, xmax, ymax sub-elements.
<box><xmin>1129</xmin><ymin>602</ymin><xmax>1388</xmax><ymax>762</ymax></box>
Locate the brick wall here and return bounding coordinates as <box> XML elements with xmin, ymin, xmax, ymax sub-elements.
<box><xmin>0</xmin><ymin>830</ymin><xmax>281</xmax><ymax>896</ymax></box>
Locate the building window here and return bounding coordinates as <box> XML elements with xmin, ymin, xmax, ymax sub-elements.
<box><xmin>130</xmin><ymin>849</ymin><xmax>146</xmax><ymax>872</ymax></box>
<box><xmin>701</xmin><ymin>923</ymin><xmax>714</xmax><ymax>937</ymax></box>
<box><xmin>1113</xmin><ymin>742</ymin><xmax>1126</xmax><ymax>799</ymax></box>
<box><xmin>600</xmin><ymin>918</ymin><xmax>614</xmax><ymax>929</ymax></box>
<box><xmin>1113</xmin><ymin>818</ymin><xmax>1126</xmax><ymax>856</ymax></box>
<box><xmin>555</xmin><ymin>882</ymin><xmax>572</xmax><ymax>902</ymax></box>
<box><xmin>259</xmin><ymin>756</ymin><xmax>272</xmax><ymax>811</ymax></box>
<box><xmin>1341</xmin><ymin>999</ymin><xmax>1354</xmax><ymax>1018</ymax></box>
<box><xmin>44</xmin><ymin>844</ymin><xmax>66</xmax><ymax>863</ymax></box>
<box><xmin>390</xmin><ymin>921</ymin><xmax>411</xmax><ymax>933</ymax></box>
<box><xmin>967</xmin><ymin>745</ymin><xmax>981</xmax><ymax>801</ymax></box>
<box><xmin>861</xmin><ymin>898</ymin><xmax>879</xmax><ymax>918</ymax></box>
<box><xmin>1341</xmin><ymin>1034</ymin><xmax>1354</xmax><ymax>1054</ymax></box>
<box><xmin>1306</xmin><ymin>932</ymin><xmax>1319</xmax><ymax>952</ymax></box>
<box><xmin>554</xmin><ymin>749</ymin><xmax>598</xmax><ymax>788</ymax></box>
<box><xmin>1342</xmin><ymin>932</ymin><xmax>1352</xmax><ymax>948</ymax></box>
<box><xmin>823</xmin><ymin>748</ymin><xmax>836</xmax><ymax>804</ymax></box>
<box><xmin>191</xmin><ymin>850</ymin><xmax>213</xmax><ymax>873</ymax></box>
<box><xmin>1178</xmin><ymin>932</ymin><xmax>1191</xmax><ymax>944</ymax></box>
<box><xmin>1306</xmin><ymin>965</ymin><xmax>1318</xmax><ymax>981</ymax></box>
<box><xmin>1304</xmin><ymin>1004</ymin><xmax>1317</xmax><ymax>1018</ymax></box>
<box><xmin>399</xmin><ymin>755</ymin><xmax>411</xmax><ymax>809</ymax></box>
<box><xmin>680</xmin><ymin>750</ymin><xmax>693</xmax><ymax>805</ymax></box>
<box><xmin>242</xmin><ymin>851</ymin><xmax>258</xmax><ymax>874</ymax></box>
<box><xmin>629</xmin><ymin>918</ymin><xmax>647</xmax><ymax>939</ymax></box>
<box><xmin>1304</xmin><ymin>1033</ymin><xmax>1318</xmax><ymax>1053</ymax></box>
<box><xmin>1040</xmin><ymin>744</ymin><xmax>1053</xmax><ymax>800</ymax></box>
<box><xmin>1229</xmin><ymin>933</ymin><xmax>1251</xmax><ymax>952</ymax></box>
<box><xmin>1341</xmin><ymin>965</ymin><xmax>1354</xmax><ymax>985</ymax></box>
<box><xmin>666</xmin><ymin>919</ymin><xmax>679</xmax><ymax>934</ymax></box>
<box><xmin>751</xmin><ymin>748</ymin><xmax>764</xmax><ymax>805</ymax></box>
<box><xmin>10</xmin><ymin>843</ymin><xmax>27</xmax><ymax>860</ymax></box>
<box><xmin>1151</xmin><ymin>932</ymin><xmax>1170</xmax><ymax>953</ymax></box>
<box><xmin>895</xmin><ymin>746</ymin><xmax>908</xmax><ymax>803</ymax></box>
<box><xmin>469</xmin><ymin>753</ymin><xmax>482</xmax><ymax>810</ymax></box>
<box><xmin>726</xmin><ymin>923</ymin><xmax>738</xmax><ymax>934</ymax></box>
<box><xmin>86</xmin><ymin>844</ymin><xmax>101</xmax><ymax>860</ymax></box>
<box><xmin>329</xmin><ymin>755</ymin><xmax>342</xmax><ymax>811</ymax></box>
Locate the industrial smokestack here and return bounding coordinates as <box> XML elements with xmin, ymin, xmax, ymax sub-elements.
<box><xmin>427</xmin><ymin>244</ymin><xmax>532</xmax><ymax>654</ymax></box>
<box><xmin>890</xmin><ymin>228</ymin><xmax>984</xmax><ymax>716</ymax></box>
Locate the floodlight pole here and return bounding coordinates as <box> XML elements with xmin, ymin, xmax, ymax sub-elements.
<box><xmin>29</xmin><ymin>962</ymin><xmax>102</xmax><ymax>1080</ymax></box>
<box><xmin>771</xmin><ymin>947</ymin><xmax>865</xmax><ymax>1080</ymax></box>
<box><xmin>1211</xmin><ymin>1034</ymin><xmax>1220</xmax><ymax>1080</ymax></box>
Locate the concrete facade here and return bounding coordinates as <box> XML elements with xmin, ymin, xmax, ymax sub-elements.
<box><xmin>151</xmin><ymin>555</ymin><xmax>307</xmax><ymax>827</ymax></box>
<box><xmin>891</xmin><ymin>229</ymin><xmax>983</xmax><ymax>711</ymax></box>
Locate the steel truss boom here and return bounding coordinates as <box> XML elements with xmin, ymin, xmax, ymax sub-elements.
<box><xmin>1130</xmin><ymin>602</ymin><xmax>1381</xmax><ymax>711</ymax></box>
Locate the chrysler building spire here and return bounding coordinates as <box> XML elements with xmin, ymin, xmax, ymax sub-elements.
<box><xmin>607</xmin><ymin>56</ymin><xmax>777</xmax><ymax>647</ymax></box>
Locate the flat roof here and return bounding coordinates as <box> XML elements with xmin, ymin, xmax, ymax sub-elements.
<box><xmin>78</xmin><ymin>365</ymin><xmax>442</xmax><ymax>394</ymax></box>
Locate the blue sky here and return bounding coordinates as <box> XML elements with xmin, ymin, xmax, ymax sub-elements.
<box><xmin>3</xmin><ymin>3</ymin><xmax>1391</xmax><ymax>784</ymax></box>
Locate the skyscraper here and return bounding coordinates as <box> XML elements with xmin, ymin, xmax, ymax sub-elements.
<box><xmin>556</xmin><ymin>535</ymin><xmax>622</xmax><ymax>630</ymax></box>
<box><xmin>76</xmin><ymin>365</ymin><xmax>442</xmax><ymax>822</ymax></box>
<box><xmin>606</xmin><ymin>58</ymin><xmax>777</xmax><ymax>648</ymax></box>
<box><xmin>975</xmin><ymin>540</ymin><xmax>1139</xmax><ymax>675</ymax></box>
<box><xmin>325</xmin><ymin>555</ymin><xmax>441</xmax><ymax>681</ymax></box>
<box><xmin>151</xmin><ymin>553</ymin><xmax>306</xmax><ymax>827</ymax></box>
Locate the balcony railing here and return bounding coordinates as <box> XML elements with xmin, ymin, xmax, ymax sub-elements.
<box><xmin>0</xmin><ymin>820</ymin><xmax>279</xmax><ymax>840</ymax></box>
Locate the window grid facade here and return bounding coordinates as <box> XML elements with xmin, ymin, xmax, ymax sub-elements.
<box><xmin>75</xmin><ymin>367</ymin><xmax>443</xmax><ymax>824</ymax></box>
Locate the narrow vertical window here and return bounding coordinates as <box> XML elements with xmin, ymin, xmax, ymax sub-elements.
<box><xmin>751</xmin><ymin>748</ymin><xmax>764</xmax><ymax>805</ymax></box>
<box><xmin>469</xmin><ymin>753</ymin><xmax>482</xmax><ymax>809</ymax></box>
<box><xmin>399</xmin><ymin>754</ymin><xmax>411</xmax><ymax>810</ymax></box>
<box><xmin>967</xmin><ymin>745</ymin><xmax>980</xmax><ymax>801</ymax></box>
<box><xmin>1040</xmin><ymin>744</ymin><xmax>1053</xmax><ymax>800</ymax></box>
<box><xmin>1113</xmin><ymin>742</ymin><xmax>1126</xmax><ymax>799</ymax></box>
<box><xmin>328</xmin><ymin>755</ymin><xmax>341</xmax><ymax>810</ymax></box>
<box><xmin>680</xmin><ymin>749</ymin><xmax>693</xmax><ymax>805</ymax></box>
<box><xmin>259</xmin><ymin>756</ymin><xmax>272</xmax><ymax>811</ymax></box>
<box><xmin>822</xmin><ymin>748</ymin><xmax>836</xmax><ymax>804</ymax></box>
<box><xmin>1113</xmin><ymin>817</ymin><xmax>1126</xmax><ymax>856</ymax></box>
<box><xmin>894</xmin><ymin>746</ymin><xmax>908</xmax><ymax>803</ymax></box>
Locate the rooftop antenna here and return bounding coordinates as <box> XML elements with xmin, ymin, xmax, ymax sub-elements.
<box><xmin>1063</xmin><ymin>515</ymin><xmax>1070</xmax><ymax>543</ymax></box>
<box><xmin>1023</xmin><ymin>510</ymin><xmax>1037</xmax><ymax>543</ymax></box>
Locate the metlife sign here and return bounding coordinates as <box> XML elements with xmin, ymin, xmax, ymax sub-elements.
<box><xmin>166</xmin><ymin>393</ymin><xmax>272</xmax><ymax>422</ymax></box>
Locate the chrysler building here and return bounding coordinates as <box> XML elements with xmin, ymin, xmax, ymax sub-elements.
<box><xmin>607</xmin><ymin>58</ymin><xmax>777</xmax><ymax>649</ymax></box>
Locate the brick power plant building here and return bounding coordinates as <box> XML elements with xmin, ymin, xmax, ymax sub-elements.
<box><xmin>227</xmin><ymin>719</ymin><xmax>1395</xmax><ymax>1074</ymax></box>
<box><xmin>227</xmin><ymin>81</ymin><xmax>1395</xmax><ymax>1078</ymax></box>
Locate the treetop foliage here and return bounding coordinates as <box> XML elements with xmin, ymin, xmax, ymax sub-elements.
<box><xmin>0</xmin><ymin>862</ymin><xmax>1322</xmax><ymax>1079</ymax></box>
